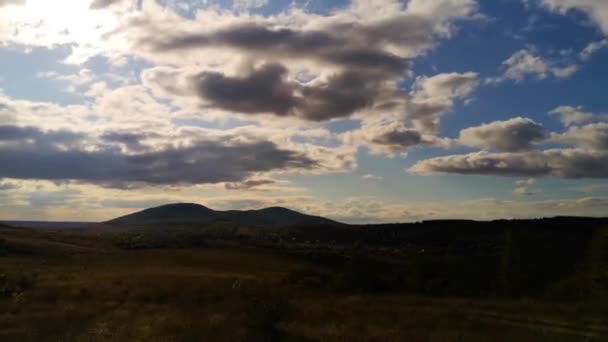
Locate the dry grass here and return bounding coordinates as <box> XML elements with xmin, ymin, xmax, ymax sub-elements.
<box><xmin>1</xmin><ymin>245</ymin><xmax>606</xmax><ymax>341</ymax></box>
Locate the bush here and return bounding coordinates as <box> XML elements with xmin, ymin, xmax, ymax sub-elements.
<box><xmin>241</xmin><ymin>284</ymin><xmax>290</xmax><ymax>342</ymax></box>
<box><xmin>0</xmin><ymin>271</ymin><xmax>37</xmax><ymax>300</ymax></box>
<box><xmin>545</xmin><ymin>275</ymin><xmax>593</xmax><ymax>301</ymax></box>
<box><xmin>0</xmin><ymin>237</ymin><xmax>8</xmax><ymax>255</ymax></box>
<box><xmin>286</xmin><ymin>265</ymin><xmax>390</xmax><ymax>294</ymax></box>
<box><xmin>112</xmin><ymin>234</ymin><xmax>155</xmax><ymax>250</ymax></box>
<box><xmin>286</xmin><ymin>268</ymin><xmax>330</xmax><ymax>288</ymax></box>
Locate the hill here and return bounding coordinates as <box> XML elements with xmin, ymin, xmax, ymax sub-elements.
<box><xmin>105</xmin><ymin>203</ymin><xmax>340</xmax><ymax>228</ymax></box>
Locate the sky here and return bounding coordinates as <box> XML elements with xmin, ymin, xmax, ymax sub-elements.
<box><xmin>0</xmin><ymin>0</ymin><xmax>607</xmax><ymax>223</ymax></box>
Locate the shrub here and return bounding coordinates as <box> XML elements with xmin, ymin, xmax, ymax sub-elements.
<box><xmin>0</xmin><ymin>237</ymin><xmax>7</xmax><ymax>255</ymax></box>
<box><xmin>241</xmin><ymin>284</ymin><xmax>290</xmax><ymax>342</ymax></box>
<box><xmin>112</xmin><ymin>234</ymin><xmax>155</xmax><ymax>250</ymax></box>
<box><xmin>0</xmin><ymin>271</ymin><xmax>36</xmax><ymax>300</ymax></box>
<box><xmin>286</xmin><ymin>267</ymin><xmax>330</xmax><ymax>288</ymax></box>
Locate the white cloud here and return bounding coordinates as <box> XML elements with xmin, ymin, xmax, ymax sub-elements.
<box><xmin>551</xmin><ymin>122</ymin><xmax>608</xmax><ymax>150</ymax></box>
<box><xmin>539</xmin><ymin>0</ymin><xmax>608</xmax><ymax>35</ymax></box>
<box><xmin>551</xmin><ymin>64</ymin><xmax>579</xmax><ymax>78</ymax></box>
<box><xmin>232</xmin><ymin>0</ymin><xmax>268</xmax><ymax>10</ymax></box>
<box><xmin>516</xmin><ymin>178</ymin><xmax>537</xmax><ymax>186</ymax></box>
<box><xmin>512</xmin><ymin>186</ymin><xmax>542</xmax><ymax>196</ymax></box>
<box><xmin>362</xmin><ymin>174</ymin><xmax>384</xmax><ymax>181</ymax></box>
<box><xmin>413</xmin><ymin>72</ymin><xmax>479</xmax><ymax>100</ymax></box>
<box><xmin>406</xmin><ymin>71</ymin><xmax>479</xmax><ymax>133</ymax></box>
<box><xmin>491</xmin><ymin>48</ymin><xmax>579</xmax><ymax>83</ymax></box>
<box><xmin>503</xmin><ymin>49</ymin><xmax>550</xmax><ymax>81</ymax></box>
<box><xmin>549</xmin><ymin>106</ymin><xmax>599</xmax><ymax>126</ymax></box>
<box><xmin>513</xmin><ymin>178</ymin><xmax>541</xmax><ymax>196</ymax></box>
<box><xmin>580</xmin><ymin>39</ymin><xmax>608</xmax><ymax>60</ymax></box>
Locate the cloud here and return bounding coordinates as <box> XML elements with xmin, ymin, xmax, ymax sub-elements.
<box><xmin>0</xmin><ymin>181</ymin><xmax>18</xmax><ymax>190</ymax></box>
<box><xmin>0</xmin><ymin>125</ymin><xmax>323</xmax><ymax>187</ymax></box>
<box><xmin>0</xmin><ymin>125</ymin><xmax>86</xmax><ymax>147</ymax></box>
<box><xmin>512</xmin><ymin>178</ymin><xmax>541</xmax><ymax>196</ymax></box>
<box><xmin>103</xmin><ymin>0</ymin><xmax>478</xmax><ymax>123</ymax></box>
<box><xmin>343</xmin><ymin>122</ymin><xmax>451</xmax><ymax>157</ymax></box>
<box><xmin>154</xmin><ymin>23</ymin><xmax>408</xmax><ymax>74</ymax></box>
<box><xmin>372</xmin><ymin>127</ymin><xmax>424</xmax><ymax>148</ymax></box>
<box><xmin>492</xmin><ymin>48</ymin><xmax>578</xmax><ymax>83</ymax></box>
<box><xmin>232</xmin><ymin>0</ymin><xmax>268</xmax><ymax>10</ymax></box>
<box><xmin>99</xmin><ymin>131</ymin><xmax>161</xmax><ymax>152</ymax></box>
<box><xmin>549</xmin><ymin>105</ymin><xmax>607</xmax><ymax>126</ymax></box>
<box><xmin>551</xmin><ymin>64</ymin><xmax>579</xmax><ymax>78</ymax></box>
<box><xmin>459</xmin><ymin>117</ymin><xmax>548</xmax><ymax>152</ymax></box>
<box><xmin>100</xmin><ymin>198</ymin><xmax>179</xmax><ymax>209</ymax></box>
<box><xmin>552</xmin><ymin>122</ymin><xmax>608</xmax><ymax>150</ymax></box>
<box><xmin>0</xmin><ymin>0</ymin><xmax>24</xmax><ymax>7</ymax></box>
<box><xmin>549</xmin><ymin>106</ymin><xmax>596</xmax><ymax>126</ymax></box>
<box><xmin>516</xmin><ymin>178</ymin><xmax>537</xmax><ymax>186</ymax></box>
<box><xmin>409</xmin><ymin>72</ymin><xmax>478</xmax><ymax>131</ymax></box>
<box><xmin>195</xmin><ymin>64</ymin><xmax>297</xmax><ymax>117</ymax></box>
<box><xmin>408</xmin><ymin>149</ymin><xmax>608</xmax><ymax>178</ymax></box>
<box><xmin>580</xmin><ymin>39</ymin><xmax>608</xmax><ymax>60</ymax></box>
<box><xmin>224</xmin><ymin>179</ymin><xmax>276</xmax><ymax>190</ymax></box>
<box><xmin>503</xmin><ymin>49</ymin><xmax>549</xmax><ymax>80</ymax></box>
<box><xmin>89</xmin><ymin>0</ymin><xmax>124</xmax><ymax>10</ymax></box>
<box><xmin>335</xmin><ymin>71</ymin><xmax>478</xmax><ymax>157</ymax></box>
<box><xmin>151</xmin><ymin>62</ymin><xmax>393</xmax><ymax>121</ymax></box>
<box><xmin>538</xmin><ymin>0</ymin><xmax>608</xmax><ymax>35</ymax></box>
<box><xmin>413</xmin><ymin>72</ymin><xmax>479</xmax><ymax>99</ymax></box>
<box><xmin>362</xmin><ymin>174</ymin><xmax>383</xmax><ymax>180</ymax></box>
<box><xmin>512</xmin><ymin>186</ymin><xmax>542</xmax><ymax>196</ymax></box>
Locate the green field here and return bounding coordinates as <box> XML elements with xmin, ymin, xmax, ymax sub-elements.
<box><xmin>1</xmin><ymin>222</ymin><xmax>607</xmax><ymax>341</ymax></box>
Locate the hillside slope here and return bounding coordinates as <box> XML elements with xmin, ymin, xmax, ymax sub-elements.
<box><xmin>105</xmin><ymin>203</ymin><xmax>340</xmax><ymax>228</ymax></box>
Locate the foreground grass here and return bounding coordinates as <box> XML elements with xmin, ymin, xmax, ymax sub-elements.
<box><xmin>1</xmin><ymin>243</ymin><xmax>607</xmax><ymax>341</ymax></box>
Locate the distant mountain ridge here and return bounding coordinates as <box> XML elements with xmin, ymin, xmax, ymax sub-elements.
<box><xmin>105</xmin><ymin>203</ymin><xmax>341</xmax><ymax>228</ymax></box>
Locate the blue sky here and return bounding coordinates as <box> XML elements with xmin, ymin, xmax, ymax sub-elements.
<box><xmin>0</xmin><ymin>0</ymin><xmax>607</xmax><ymax>223</ymax></box>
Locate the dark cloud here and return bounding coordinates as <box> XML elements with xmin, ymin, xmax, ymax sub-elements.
<box><xmin>225</xmin><ymin>179</ymin><xmax>275</xmax><ymax>190</ymax></box>
<box><xmin>196</xmin><ymin>64</ymin><xmax>297</xmax><ymax>116</ymax></box>
<box><xmin>0</xmin><ymin>125</ymin><xmax>318</xmax><ymax>187</ymax></box>
<box><xmin>0</xmin><ymin>125</ymin><xmax>86</xmax><ymax>146</ymax></box>
<box><xmin>409</xmin><ymin>149</ymin><xmax>608</xmax><ymax>179</ymax></box>
<box><xmin>372</xmin><ymin>128</ymin><xmax>423</xmax><ymax>148</ymax></box>
<box><xmin>362</xmin><ymin>125</ymin><xmax>444</xmax><ymax>156</ymax></box>
<box><xmin>194</xmin><ymin>64</ymin><xmax>383</xmax><ymax>120</ymax></box>
<box><xmin>0</xmin><ymin>125</ymin><xmax>40</xmax><ymax>140</ymax></box>
<box><xmin>298</xmin><ymin>71</ymin><xmax>380</xmax><ymax>121</ymax></box>
<box><xmin>155</xmin><ymin>24</ymin><xmax>408</xmax><ymax>74</ymax></box>
<box><xmin>100</xmin><ymin>131</ymin><xmax>160</xmax><ymax>151</ymax></box>
<box><xmin>459</xmin><ymin>117</ymin><xmax>547</xmax><ymax>152</ymax></box>
<box><xmin>135</xmin><ymin>18</ymin><xmax>428</xmax><ymax>122</ymax></box>
<box><xmin>409</xmin><ymin>151</ymin><xmax>553</xmax><ymax>177</ymax></box>
<box><xmin>101</xmin><ymin>131</ymin><xmax>145</xmax><ymax>145</ymax></box>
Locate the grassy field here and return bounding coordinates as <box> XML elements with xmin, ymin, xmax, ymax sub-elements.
<box><xmin>1</xmin><ymin>223</ymin><xmax>607</xmax><ymax>341</ymax></box>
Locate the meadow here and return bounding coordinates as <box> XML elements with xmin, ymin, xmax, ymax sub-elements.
<box><xmin>1</xmin><ymin>221</ymin><xmax>607</xmax><ymax>341</ymax></box>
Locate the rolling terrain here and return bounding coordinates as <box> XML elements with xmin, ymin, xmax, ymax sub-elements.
<box><xmin>1</xmin><ymin>207</ymin><xmax>608</xmax><ymax>341</ymax></box>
